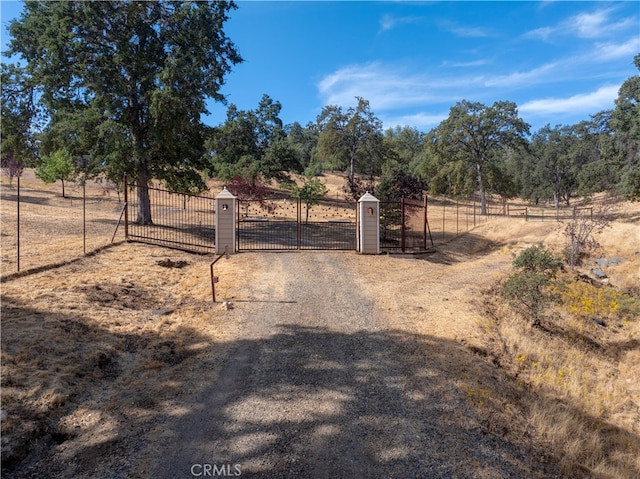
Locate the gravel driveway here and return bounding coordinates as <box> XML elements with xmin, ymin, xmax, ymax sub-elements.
<box><xmin>151</xmin><ymin>252</ymin><xmax>554</xmax><ymax>478</ymax></box>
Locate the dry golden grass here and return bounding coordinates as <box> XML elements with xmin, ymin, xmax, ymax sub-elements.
<box><xmin>2</xmin><ymin>171</ymin><xmax>639</xmax><ymax>477</ymax></box>
<box><xmin>0</xmin><ymin>242</ymin><xmax>253</xmax><ymax>472</ymax></box>
<box><xmin>478</xmin><ymin>202</ymin><xmax>640</xmax><ymax>478</ymax></box>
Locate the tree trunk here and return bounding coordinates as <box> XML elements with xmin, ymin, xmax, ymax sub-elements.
<box><xmin>61</xmin><ymin>179</ymin><xmax>66</xmax><ymax>198</ymax></box>
<box><xmin>476</xmin><ymin>163</ymin><xmax>487</xmax><ymax>215</ymax></box>
<box><xmin>136</xmin><ymin>167</ymin><xmax>153</xmax><ymax>225</ymax></box>
<box><xmin>349</xmin><ymin>156</ymin><xmax>355</xmax><ymax>182</ymax></box>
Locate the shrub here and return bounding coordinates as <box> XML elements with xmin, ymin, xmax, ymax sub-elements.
<box><xmin>502</xmin><ymin>245</ymin><xmax>563</xmax><ymax>325</ymax></box>
<box><xmin>560</xmin><ymin>281</ymin><xmax>640</xmax><ymax>321</ymax></box>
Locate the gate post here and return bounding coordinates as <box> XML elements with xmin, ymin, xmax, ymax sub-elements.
<box><xmin>358</xmin><ymin>192</ymin><xmax>380</xmax><ymax>254</ymax></box>
<box><xmin>215</xmin><ymin>187</ymin><xmax>237</xmax><ymax>255</ymax></box>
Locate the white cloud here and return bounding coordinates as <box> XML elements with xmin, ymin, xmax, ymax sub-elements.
<box><xmin>378</xmin><ymin>14</ymin><xmax>422</xmax><ymax>33</ymax></box>
<box><xmin>441</xmin><ymin>59</ymin><xmax>490</xmax><ymax>68</ymax></box>
<box><xmin>483</xmin><ymin>62</ymin><xmax>561</xmax><ymax>88</ymax></box>
<box><xmin>381</xmin><ymin>112</ymin><xmax>448</xmax><ymax>130</ymax></box>
<box><xmin>524</xmin><ymin>6</ymin><xmax>637</xmax><ymax>41</ymax></box>
<box><xmin>519</xmin><ymin>84</ymin><xmax>620</xmax><ymax>116</ymax></box>
<box><xmin>592</xmin><ymin>37</ymin><xmax>640</xmax><ymax>62</ymax></box>
<box><xmin>440</xmin><ymin>20</ymin><xmax>493</xmax><ymax>38</ymax></box>
<box><xmin>316</xmin><ymin>62</ymin><xmax>469</xmax><ymax>111</ymax></box>
<box><xmin>572</xmin><ymin>8</ymin><xmax>635</xmax><ymax>39</ymax></box>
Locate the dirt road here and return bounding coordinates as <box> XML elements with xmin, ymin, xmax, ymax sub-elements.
<box><xmin>149</xmin><ymin>252</ymin><xmax>556</xmax><ymax>478</ymax></box>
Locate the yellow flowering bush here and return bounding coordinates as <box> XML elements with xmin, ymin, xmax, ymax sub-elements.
<box><xmin>560</xmin><ymin>281</ymin><xmax>622</xmax><ymax>319</ymax></box>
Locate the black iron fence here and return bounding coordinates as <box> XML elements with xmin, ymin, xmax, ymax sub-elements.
<box><xmin>124</xmin><ymin>177</ymin><xmax>216</xmax><ymax>253</ymax></box>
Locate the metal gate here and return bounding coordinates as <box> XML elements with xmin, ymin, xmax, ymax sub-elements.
<box><xmin>237</xmin><ymin>195</ymin><xmax>357</xmax><ymax>251</ymax></box>
<box><xmin>124</xmin><ymin>178</ymin><xmax>216</xmax><ymax>254</ymax></box>
<box><xmin>380</xmin><ymin>197</ymin><xmax>433</xmax><ymax>253</ymax></box>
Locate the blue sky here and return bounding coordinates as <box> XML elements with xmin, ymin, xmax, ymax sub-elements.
<box><xmin>2</xmin><ymin>1</ymin><xmax>639</xmax><ymax>134</ymax></box>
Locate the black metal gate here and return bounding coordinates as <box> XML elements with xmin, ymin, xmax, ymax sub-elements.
<box><xmin>380</xmin><ymin>197</ymin><xmax>433</xmax><ymax>253</ymax></box>
<box><xmin>124</xmin><ymin>177</ymin><xmax>216</xmax><ymax>254</ymax></box>
<box><xmin>237</xmin><ymin>195</ymin><xmax>357</xmax><ymax>251</ymax></box>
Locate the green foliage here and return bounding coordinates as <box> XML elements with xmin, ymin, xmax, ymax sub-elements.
<box><xmin>512</xmin><ymin>244</ymin><xmax>563</xmax><ymax>277</ymax></box>
<box><xmin>502</xmin><ymin>245</ymin><xmax>563</xmax><ymax>324</ymax></box>
<box><xmin>383</xmin><ymin>126</ymin><xmax>425</xmax><ymax>167</ymax></box>
<box><xmin>316</xmin><ymin>97</ymin><xmax>386</xmax><ymax>180</ymax></box>
<box><xmin>207</xmin><ymin>95</ymin><xmax>301</xmax><ymax>183</ymax></box>
<box><xmin>375</xmin><ymin>162</ymin><xmax>424</xmax><ymax>202</ymax></box>
<box><xmin>35</xmin><ymin>149</ymin><xmax>76</xmax><ymax>197</ymax></box>
<box><xmin>423</xmin><ymin>100</ymin><xmax>530</xmax><ymax>213</ymax></box>
<box><xmin>9</xmin><ymin>0</ymin><xmax>242</xmax><ymax>224</ymax></box>
<box><xmin>611</xmin><ymin>54</ymin><xmax>640</xmax><ymax>201</ymax></box>
<box><xmin>285</xmin><ymin>168</ymin><xmax>328</xmax><ymax>223</ymax></box>
<box><xmin>0</xmin><ymin>63</ymin><xmax>42</xmax><ymax>168</ymax></box>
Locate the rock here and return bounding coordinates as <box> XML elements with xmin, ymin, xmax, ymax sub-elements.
<box><xmin>592</xmin><ymin>317</ymin><xmax>606</xmax><ymax>327</ymax></box>
<box><xmin>219</xmin><ymin>301</ymin><xmax>233</xmax><ymax>310</ymax></box>
<box><xmin>592</xmin><ymin>268</ymin><xmax>607</xmax><ymax>279</ymax></box>
<box><xmin>152</xmin><ymin>307</ymin><xmax>175</xmax><ymax>316</ymax></box>
<box><xmin>0</xmin><ymin>410</ymin><xmax>7</xmax><ymax>422</ymax></box>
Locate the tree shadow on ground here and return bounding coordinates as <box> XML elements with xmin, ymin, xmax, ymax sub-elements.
<box><xmin>4</xmin><ymin>304</ymin><xmax>637</xmax><ymax>478</ymax></box>
<box><xmin>149</xmin><ymin>324</ymin><xmax>562</xmax><ymax>479</ymax></box>
<box><xmin>0</xmin><ymin>297</ymin><xmax>223</xmax><ymax>478</ymax></box>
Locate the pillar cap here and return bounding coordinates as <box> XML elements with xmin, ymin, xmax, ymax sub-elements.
<box><xmin>358</xmin><ymin>192</ymin><xmax>379</xmax><ymax>203</ymax></box>
<box><xmin>215</xmin><ymin>186</ymin><xmax>236</xmax><ymax>200</ymax></box>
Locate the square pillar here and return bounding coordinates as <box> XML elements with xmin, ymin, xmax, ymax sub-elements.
<box><xmin>358</xmin><ymin>192</ymin><xmax>380</xmax><ymax>254</ymax></box>
<box><xmin>215</xmin><ymin>187</ymin><xmax>237</xmax><ymax>255</ymax></box>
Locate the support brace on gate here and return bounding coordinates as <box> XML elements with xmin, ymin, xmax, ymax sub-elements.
<box><xmin>210</xmin><ymin>245</ymin><xmax>230</xmax><ymax>303</ymax></box>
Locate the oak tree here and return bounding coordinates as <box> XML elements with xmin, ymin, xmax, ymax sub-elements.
<box><xmin>428</xmin><ymin>100</ymin><xmax>529</xmax><ymax>214</ymax></box>
<box><xmin>8</xmin><ymin>0</ymin><xmax>242</xmax><ymax>224</ymax></box>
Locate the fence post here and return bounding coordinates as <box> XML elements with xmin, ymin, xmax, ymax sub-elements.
<box><xmin>442</xmin><ymin>199</ymin><xmax>446</xmax><ymax>242</ymax></box>
<box><xmin>401</xmin><ymin>198</ymin><xmax>406</xmax><ymax>252</ymax></box>
<box><xmin>358</xmin><ymin>192</ymin><xmax>380</xmax><ymax>254</ymax></box>
<box><xmin>123</xmin><ymin>175</ymin><xmax>129</xmax><ymax>240</ymax></box>
<box><xmin>17</xmin><ymin>175</ymin><xmax>20</xmax><ymax>272</ymax></box>
<box><xmin>473</xmin><ymin>195</ymin><xmax>476</xmax><ymax>227</ymax></box>
<box><xmin>215</xmin><ymin>187</ymin><xmax>237</xmax><ymax>255</ymax></box>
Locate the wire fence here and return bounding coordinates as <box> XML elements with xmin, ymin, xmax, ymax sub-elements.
<box><xmin>0</xmin><ymin>170</ymin><xmax>598</xmax><ymax>276</ymax></box>
<box><xmin>1</xmin><ymin>172</ymin><xmax>126</xmax><ymax>276</ymax></box>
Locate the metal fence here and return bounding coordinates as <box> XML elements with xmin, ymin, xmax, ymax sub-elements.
<box><xmin>124</xmin><ymin>178</ymin><xmax>216</xmax><ymax>254</ymax></box>
<box><xmin>1</xmin><ymin>168</ymin><xmax>602</xmax><ymax>277</ymax></box>
<box><xmin>506</xmin><ymin>205</ymin><xmax>593</xmax><ymax>222</ymax></box>
<box><xmin>379</xmin><ymin>198</ymin><xmax>431</xmax><ymax>253</ymax></box>
<box><xmin>1</xmin><ymin>172</ymin><xmax>125</xmax><ymax>275</ymax></box>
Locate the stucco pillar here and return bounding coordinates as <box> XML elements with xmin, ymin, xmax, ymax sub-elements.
<box><xmin>358</xmin><ymin>192</ymin><xmax>380</xmax><ymax>254</ymax></box>
<box><xmin>215</xmin><ymin>187</ymin><xmax>237</xmax><ymax>255</ymax></box>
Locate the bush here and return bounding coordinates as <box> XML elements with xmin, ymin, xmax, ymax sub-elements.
<box><xmin>502</xmin><ymin>245</ymin><xmax>563</xmax><ymax>325</ymax></box>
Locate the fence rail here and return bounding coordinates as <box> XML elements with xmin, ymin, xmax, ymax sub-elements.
<box><xmin>124</xmin><ymin>177</ymin><xmax>216</xmax><ymax>254</ymax></box>
<box><xmin>1</xmin><ymin>168</ymin><xmax>604</xmax><ymax>276</ymax></box>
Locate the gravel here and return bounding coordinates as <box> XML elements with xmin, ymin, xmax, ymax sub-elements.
<box><xmin>150</xmin><ymin>252</ymin><xmax>556</xmax><ymax>479</ymax></box>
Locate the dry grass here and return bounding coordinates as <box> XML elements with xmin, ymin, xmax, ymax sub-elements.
<box><xmin>0</xmin><ymin>243</ymin><xmax>252</xmax><ymax>473</ymax></box>
<box><xmin>478</xmin><ymin>202</ymin><xmax>640</xmax><ymax>478</ymax></box>
<box><xmin>1</xmin><ymin>171</ymin><xmax>639</xmax><ymax>477</ymax></box>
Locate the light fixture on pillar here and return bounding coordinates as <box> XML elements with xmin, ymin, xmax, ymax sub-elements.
<box><xmin>367</xmin><ymin>207</ymin><xmax>374</xmax><ymax>216</ymax></box>
<box><xmin>222</xmin><ymin>204</ymin><xmax>228</xmax><ymax>211</ymax></box>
